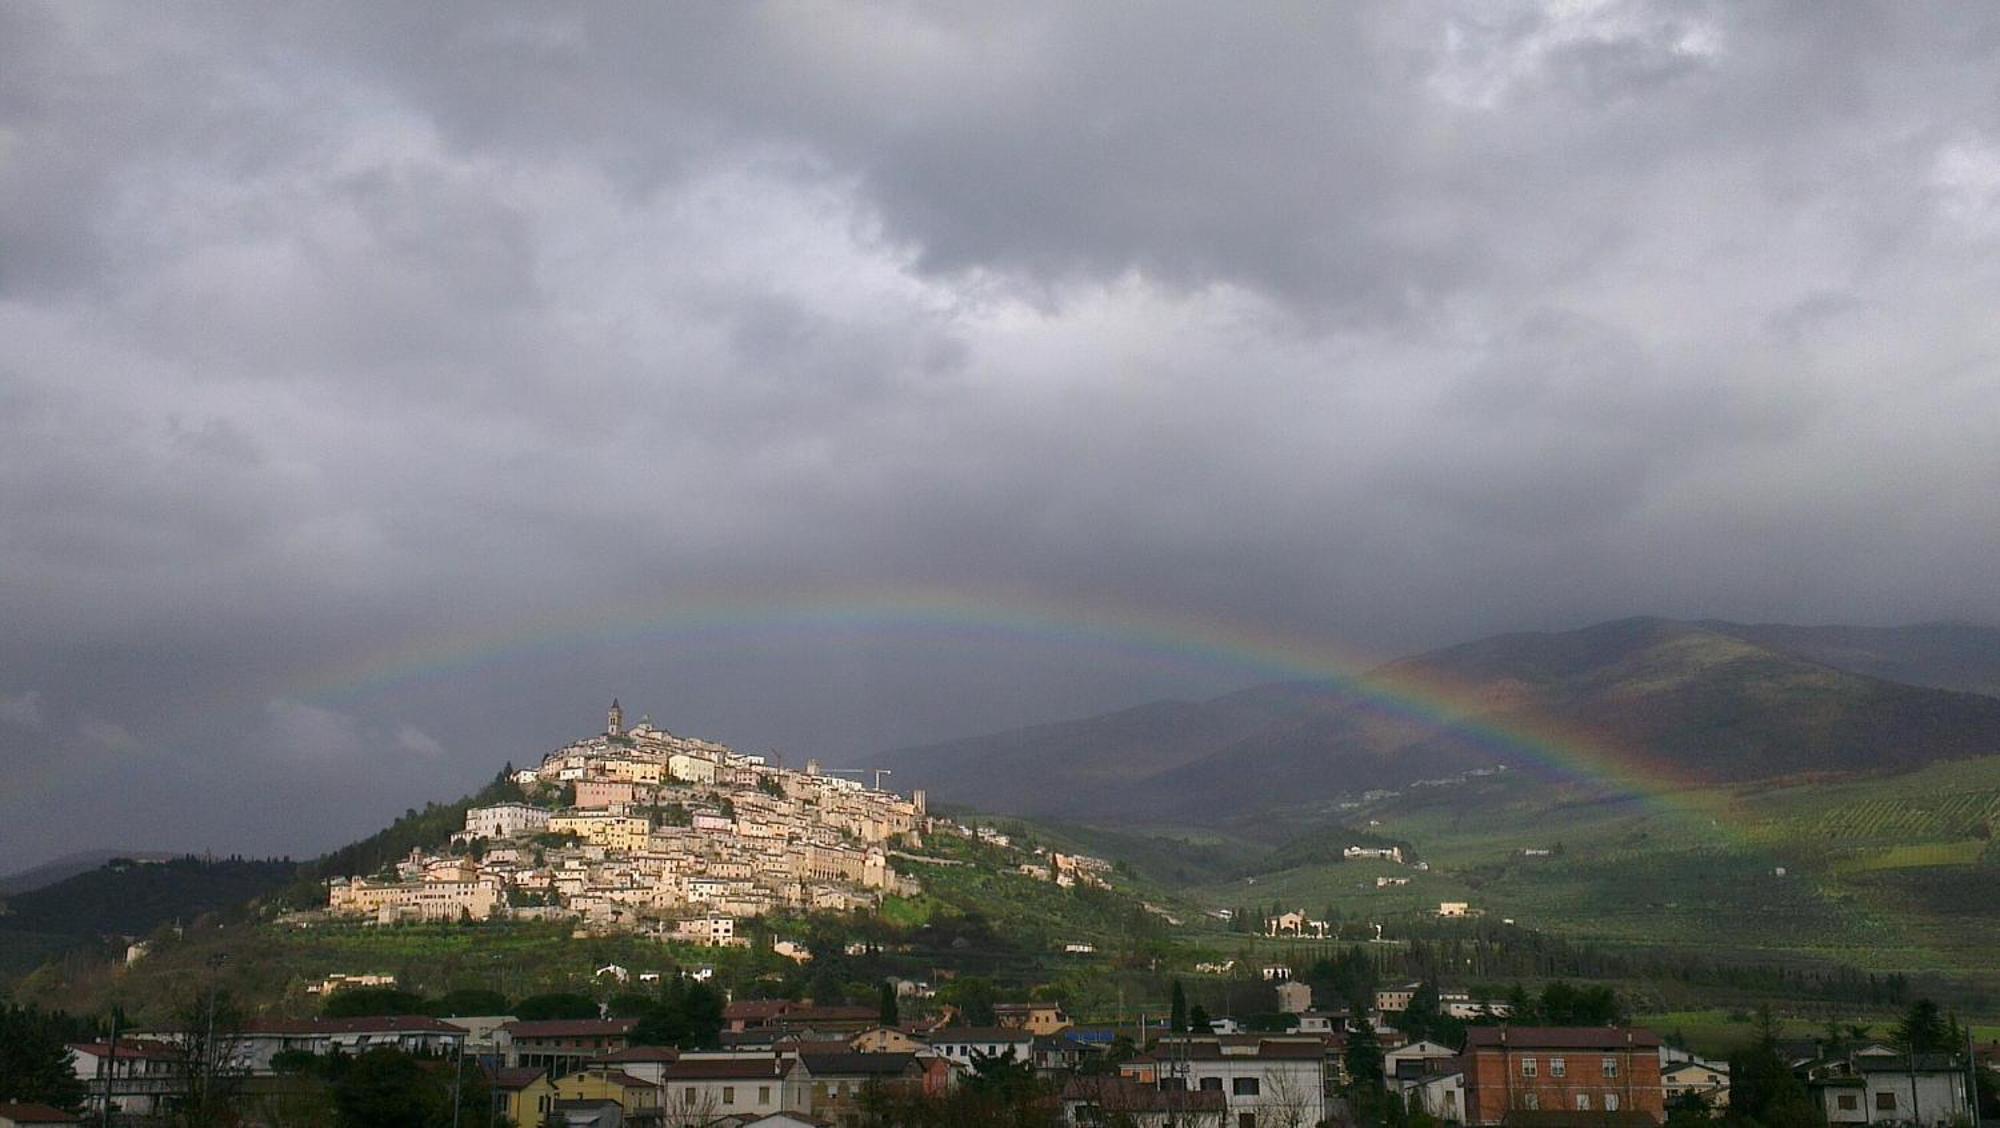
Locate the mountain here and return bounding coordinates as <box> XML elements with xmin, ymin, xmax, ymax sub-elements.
<box><xmin>1697</xmin><ymin>620</ymin><xmax>2000</xmax><ymax>697</ymax></box>
<box><xmin>0</xmin><ymin>849</ymin><xmax>179</xmax><ymax>896</ymax></box>
<box><xmin>880</xmin><ymin>617</ymin><xmax>2000</xmax><ymax>825</ymax></box>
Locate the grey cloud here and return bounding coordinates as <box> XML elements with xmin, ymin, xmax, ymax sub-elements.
<box><xmin>0</xmin><ymin>691</ymin><xmax>44</xmax><ymax>730</ymax></box>
<box><xmin>5</xmin><ymin>2</ymin><xmax>2000</xmax><ymax>866</ymax></box>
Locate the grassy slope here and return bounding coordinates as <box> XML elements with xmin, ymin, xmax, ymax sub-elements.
<box><xmin>1165</xmin><ymin>757</ymin><xmax>2000</xmax><ymax>992</ymax></box>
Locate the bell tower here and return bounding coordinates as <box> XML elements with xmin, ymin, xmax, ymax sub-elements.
<box><xmin>607</xmin><ymin>698</ymin><xmax>623</xmax><ymax>737</ymax></box>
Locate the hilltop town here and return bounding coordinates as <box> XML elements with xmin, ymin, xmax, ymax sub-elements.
<box><xmin>325</xmin><ymin>703</ymin><xmax>932</xmax><ymax>939</ymax></box>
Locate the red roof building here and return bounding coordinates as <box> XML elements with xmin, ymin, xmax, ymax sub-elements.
<box><xmin>1461</xmin><ymin>1027</ymin><xmax>1665</xmax><ymax>1127</ymax></box>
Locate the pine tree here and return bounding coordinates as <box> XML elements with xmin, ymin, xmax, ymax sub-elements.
<box><xmin>1169</xmin><ymin>980</ymin><xmax>1188</xmax><ymax>1033</ymax></box>
<box><xmin>880</xmin><ymin>980</ymin><xmax>900</xmax><ymax>1027</ymax></box>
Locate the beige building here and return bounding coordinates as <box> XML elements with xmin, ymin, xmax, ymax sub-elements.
<box><xmin>328</xmin><ymin>876</ymin><xmax>501</xmax><ymax>922</ymax></box>
<box><xmin>549</xmin><ymin>812</ymin><xmax>650</xmax><ymax>851</ymax></box>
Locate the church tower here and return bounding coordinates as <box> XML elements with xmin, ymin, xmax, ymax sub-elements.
<box><xmin>607</xmin><ymin>698</ymin><xmax>623</xmax><ymax>737</ymax></box>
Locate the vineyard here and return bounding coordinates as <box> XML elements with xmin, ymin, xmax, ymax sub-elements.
<box><xmin>1811</xmin><ymin>789</ymin><xmax>2000</xmax><ymax>841</ymax></box>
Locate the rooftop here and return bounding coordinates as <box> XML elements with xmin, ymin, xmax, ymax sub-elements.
<box><xmin>1464</xmin><ymin>1026</ymin><xmax>1663</xmax><ymax>1051</ymax></box>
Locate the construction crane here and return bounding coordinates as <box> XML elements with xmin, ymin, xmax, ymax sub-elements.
<box><xmin>824</xmin><ymin>767</ymin><xmax>895</xmax><ymax>790</ymax></box>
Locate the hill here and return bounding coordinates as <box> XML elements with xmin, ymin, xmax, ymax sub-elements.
<box><xmin>0</xmin><ymin>855</ymin><xmax>298</xmax><ymax>981</ymax></box>
<box><xmin>0</xmin><ymin>849</ymin><xmax>180</xmax><ymax>896</ymax></box>
<box><xmin>1699</xmin><ymin>620</ymin><xmax>2000</xmax><ymax>697</ymax></box>
<box><xmin>881</xmin><ymin>617</ymin><xmax>2000</xmax><ymax>824</ymax></box>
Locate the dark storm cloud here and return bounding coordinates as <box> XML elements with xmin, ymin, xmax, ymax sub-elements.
<box><xmin>5</xmin><ymin>1</ymin><xmax>2000</xmax><ymax>865</ymax></box>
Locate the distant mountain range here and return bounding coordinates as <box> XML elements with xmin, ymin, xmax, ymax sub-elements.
<box><xmin>878</xmin><ymin>618</ymin><xmax>2000</xmax><ymax>825</ymax></box>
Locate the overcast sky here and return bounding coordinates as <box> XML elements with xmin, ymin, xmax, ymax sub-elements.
<box><xmin>4</xmin><ymin>2</ymin><xmax>1999</xmax><ymax>869</ymax></box>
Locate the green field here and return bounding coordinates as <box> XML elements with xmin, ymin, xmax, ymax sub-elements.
<box><xmin>1116</xmin><ymin>756</ymin><xmax>2000</xmax><ymax>1010</ymax></box>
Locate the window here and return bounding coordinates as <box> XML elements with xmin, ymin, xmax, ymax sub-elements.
<box><xmin>1837</xmin><ymin>1095</ymin><xmax>1858</xmax><ymax>1111</ymax></box>
<box><xmin>1523</xmin><ymin>1093</ymin><xmax>1540</xmax><ymax>1110</ymax></box>
<box><xmin>722</xmin><ymin>1086</ymin><xmax>735</xmax><ymax>1105</ymax></box>
<box><xmin>759</xmin><ymin>1085</ymin><xmax>771</xmax><ymax>1103</ymax></box>
<box><xmin>1233</xmin><ymin>1077</ymin><xmax>1261</xmax><ymax>1096</ymax></box>
<box><xmin>1550</xmin><ymin>1057</ymin><xmax>1567</xmax><ymax>1078</ymax></box>
<box><xmin>1603</xmin><ymin>1056</ymin><xmax>1619</xmax><ymax>1078</ymax></box>
<box><xmin>1200</xmin><ymin>1077</ymin><xmax>1223</xmax><ymax>1091</ymax></box>
<box><xmin>1521</xmin><ymin>1057</ymin><xmax>1538</xmax><ymax>1077</ymax></box>
<box><xmin>683</xmin><ymin>1088</ymin><xmax>696</xmax><ymax>1105</ymax></box>
<box><xmin>1576</xmin><ymin>1094</ymin><xmax>1591</xmax><ymax>1111</ymax></box>
<box><xmin>1876</xmin><ymin>1092</ymin><xmax>1897</xmax><ymax>1111</ymax></box>
<box><xmin>1606</xmin><ymin>1093</ymin><xmax>1620</xmax><ymax>1111</ymax></box>
<box><xmin>1238</xmin><ymin>1114</ymin><xmax>1257</xmax><ymax>1128</ymax></box>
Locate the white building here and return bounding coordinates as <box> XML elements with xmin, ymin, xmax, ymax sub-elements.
<box><xmin>926</xmin><ymin>1027</ymin><xmax>1034</xmax><ymax>1066</ymax></box>
<box><xmin>463</xmin><ymin>802</ymin><xmax>551</xmax><ymax>840</ymax></box>
<box><xmin>1817</xmin><ymin>1055</ymin><xmax>1971</xmax><ymax>1127</ymax></box>
<box><xmin>1141</xmin><ymin>1037</ymin><xmax>1327</xmax><ymax>1127</ymax></box>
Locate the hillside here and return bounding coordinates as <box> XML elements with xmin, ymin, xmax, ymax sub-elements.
<box><xmin>882</xmin><ymin>617</ymin><xmax>2000</xmax><ymax>824</ymax></box>
<box><xmin>0</xmin><ymin>855</ymin><xmax>298</xmax><ymax>981</ymax></box>
<box><xmin>1701</xmin><ymin>620</ymin><xmax>2000</xmax><ymax>697</ymax></box>
<box><xmin>0</xmin><ymin>849</ymin><xmax>180</xmax><ymax>896</ymax></box>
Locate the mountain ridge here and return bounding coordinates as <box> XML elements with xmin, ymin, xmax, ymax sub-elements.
<box><xmin>879</xmin><ymin>617</ymin><xmax>2000</xmax><ymax>824</ymax></box>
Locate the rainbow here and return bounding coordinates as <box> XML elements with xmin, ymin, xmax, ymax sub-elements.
<box><xmin>290</xmin><ymin>586</ymin><xmax>1724</xmax><ymax>821</ymax></box>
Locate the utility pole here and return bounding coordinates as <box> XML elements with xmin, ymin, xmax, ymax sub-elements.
<box><xmin>100</xmin><ymin>1007</ymin><xmax>120</xmax><ymax>1128</ymax></box>
<box><xmin>199</xmin><ymin>952</ymin><xmax>228</xmax><ymax>1123</ymax></box>
<box><xmin>450</xmin><ymin>1032</ymin><xmax>464</xmax><ymax>1128</ymax></box>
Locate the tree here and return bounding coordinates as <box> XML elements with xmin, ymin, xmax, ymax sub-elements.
<box><xmin>169</xmin><ymin>985</ymin><xmax>248</xmax><ymax>1127</ymax></box>
<box><xmin>945</xmin><ymin>976</ymin><xmax>998</xmax><ymax>1026</ymax></box>
<box><xmin>513</xmin><ymin>992</ymin><xmax>598</xmax><ymax>1020</ymax></box>
<box><xmin>332</xmin><ymin>1047</ymin><xmax>439</xmax><ymax>1127</ymax></box>
<box><xmin>1665</xmin><ymin>1090</ymin><xmax>1713</xmax><ymax>1128</ymax></box>
<box><xmin>322</xmin><ymin>986</ymin><xmax>426</xmax><ymax>1018</ymax></box>
<box><xmin>1170</xmin><ymin>979</ymin><xmax>1188</xmax><ymax>1033</ymax></box>
<box><xmin>1188</xmin><ymin>1003</ymin><xmax>1214</xmax><ymax>1034</ymax></box>
<box><xmin>963</xmin><ymin>1048</ymin><xmax>1041</xmax><ymax>1104</ymax></box>
<box><xmin>1728</xmin><ymin>1008</ymin><xmax>1819</xmax><ymax>1128</ymax></box>
<box><xmin>427</xmin><ymin>988</ymin><xmax>509</xmax><ymax>1017</ymax></box>
<box><xmin>1893</xmin><ymin>998</ymin><xmax>1949</xmax><ymax>1055</ymax></box>
<box><xmin>880</xmin><ymin>980</ymin><xmax>900</xmax><ymax>1026</ymax></box>
<box><xmin>1257</xmin><ymin>1067</ymin><xmax>1318</xmax><ymax>1128</ymax></box>
<box><xmin>1345</xmin><ymin>1019</ymin><xmax>1393</xmax><ymax>1128</ymax></box>
<box><xmin>0</xmin><ymin>1003</ymin><xmax>88</xmax><ymax>1112</ymax></box>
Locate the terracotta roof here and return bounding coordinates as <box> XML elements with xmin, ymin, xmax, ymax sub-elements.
<box><xmin>68</xmin><ymin>1039</ymin><xmax>181</xmax><ymax>1060</ymax></box>
<box><xmin>501</xmin><ymin>1018</ymin><xmax>639</xmax><ymax>1038</ymax></box>
<box><xmin>663</xmin><ymin>1057</ymin><xmax>792</xmax><ymax>1080</ymax></box>
<box><xmin>929</xmin><ymin>1026</ymin><xmax>1033</xmax><ymax>1043</ymax></box>
<box><xmin>598</xmin><ymin>1045</ymin><xmax>681</xmax><ymax>1063</ymax></box>
<box><xmin>486</xmin><ymin>1067</ymin><xmax>549</xmax><ymax>1091</ymax></box>
<box><xmin>798</xmin><ymin>1052</ymin><xmax>919</xmax><ymax>1077</ymax></box>
<box><xmin>1060</xmin><ymin>1078</ymin><xmax>1226</xmax><ymax>1113</ymax></box>
<box><xmin>0</xmin><ymin>1104</ymin><xmax>80</xmax><ymax>1125</ymax></box>
<box><xmin>1464</xmin><ymin>1026</ymin><xmax>1663</xmax><ymax>1051</ymax></box>
<box><xmin>243</xmin><ymin>1015</ymin><xmax>468</xmax><ymax>1035</ymax></box>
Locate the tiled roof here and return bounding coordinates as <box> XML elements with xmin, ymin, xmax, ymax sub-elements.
<box><xmin>663</xmin><ymin>1057</ymin><xmax>792</xmax><ymax>1080</ymax></box>
<box><xmin>1464</xmin><ymin>1026</ymin><xmax>1663</xmax><ymax>1050</ymax></box>
<box><xmin>487</xmin><ymin>1067</ymin><xmax>549</xmax><ymax>1091</ymax></box>
<box><xmin>929</xmin><ymin>1026</ymin><xmax>1033</xmax><ymax>1043</ymax></box>
<box><xmin>1060</xmin><ymin>1077</ymin><xmax>1227</xmax><ymax>1113</ymax></box>
<box><xmin>501</xmin><ymin>1018</ymin><xmax>639</xmax><ymax>1038</ymax></box>
<box><xmin>67</xmin><ymin>1039</ymin><xmax>181</xmax><ymax>1059</ymax></box>
<box><xmin>598</xmin><ymin>1045</ymin><xmax>681</xmax><ymax>1063</ymax></box>
<box><xmin>799</xmin><ymin>1052</ymin><xmax>918</xmax><ymax>1077</ymax></box>
<box><xmin>0</xmin><ymin>1103</ymin><xmax>80</xmax><ymax>1124</ymax></box>
<box><xmin>243</xmin><ymin>1015</ymin><xmax>468</xmax><ymax>1036</ymax></box>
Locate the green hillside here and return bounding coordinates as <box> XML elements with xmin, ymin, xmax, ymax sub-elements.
<box><xmin>1161</xmin><ymin>756</ymin><xmax>2000</xmax><ymax>1001</ymax></box>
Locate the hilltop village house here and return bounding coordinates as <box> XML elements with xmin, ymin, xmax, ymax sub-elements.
<box><xmin>326</xmin><ymin>703</ymin><xmax>930</xmax><ymax>932</ymax></box>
